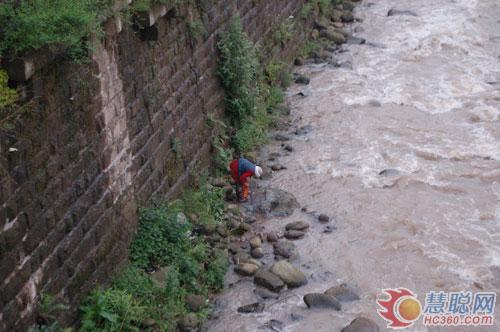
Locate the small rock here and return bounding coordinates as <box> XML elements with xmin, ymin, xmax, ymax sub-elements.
<box><xmin>341</xmin><ymin>11</ymin><xmax>354</xmax><ymax>22</ymax></box>
<box><xmin>151</xmin><ymin>267</ymin><xmax>171</xmax><ymax>288</ymax></box>
<box><xmin>263</xmin><ymin>319</ymin><xmax>284</xmax><ymax>331</ymax></box>
<box><xmin>269</xmin><ymin>260</ymin><xmax>307</xmax><ymax>287</ymax></box>
<box><xmin>284</xmin><ymin>230</ymin><xmax>305</xmax><ymax>240</ymax></box>
<box><xmin>234</xmin><ymin>222</ymin><xmax>251</xmax><ymax>235</ymax></box>
<box><xmin>216</xmin><ymin>224</ymin><xmax>228</xmax><ymax>237</ymax></box>
<box><xmin>341</xmin><ymin>317</ymin><xmax>380</xmax><ymax>332</ymax></box>
<box><xmin>297</xmin><ymin>87</ymin><xmax>312</xmax><ymax>97</ymax></box>
<box><xmin>323</xmin><ymin>225</ymin><xmax>334</xmax><ymax>233</ymax></box>
<box><xmin>283</xmin><ymin>144</ymin><xmax>294</xmax><ymax>152</ymax></box>
<box><xmin>250</xmin><ymin>236</ymin><xmax>262</xmax><ymax>249</ymax></box>
<box><xmin>387</xmin><ymin>8</ymin><xmax>418</xmax><ymax>16</ymax></box>
<box><xmin>186</xmin><ymin>294</ymin><xmax>205</xmax><ymax>312</ymax></box>
<box><xmin>244</xmin><ymin>215</ymin><xmax>257</xmax><ymax>224</ymax></box>
<box><xmin>271</xmin><ymin>164</ymin><xmax>287</xmax><ymax>171</ymax></box>
<box><xmin>295</xmin><ymin>125</ymin><xmax>313</xmax><ymax>136</ymax></box>
<box><xmin>235</xmin><ymin>263</ymin><xmax>259</xmax><ymax>276</ymax></box>
<box><xmin>229</xmin><ymin>242</ymin><xmax>245</xmax><ymax>254</ymax></box>
<box><xmin>233</xmin><ymin>252</ymin><xmax>251</xmax><ymax>264</ymax></box>
<box><xmin>178</xmin><ymin>313</ymin><xmax>199</xmax><ymax>332</ymax></box>
<box><xmin>275</xmin><ymin>105</ymin><xmax>291</xmax><ymax>116</ymax></box>
<box><xmin>241</xmin><ymin>258</ymin><xmax>262</xmax><ymax>268</ymax></box>
<box><xmin>275</xmin><ymin>133</ymin><xmax>290</xmax><ymax>141</ymax></box>
<box><xmin>332</xmin><ymin>22</ymin><xmax>344</xmax><ymax>28</ymax></box>
<box><xmin>290</xmin><ymin>312</ymin><xmax>305</xmax><ymax>321</ymax></box>
<box><xmin>303</xmin><ymin>293</ymin><xmax>342</xmax><ymax>310</ymax></box>
<box><xmin>325</xmin><ymin>284</ymin><xmax>360</xmax><ymax>302</ymax></box>
<box><xmin>320</xmin><ymin>29</ymin><xmax>346</xmax><ymax>44</ymax></box>
<box><xmin>294</xmin><ymin>57</ymin><xmax>305</xmax><ymax>66</ymax></box>
<box><xmin>227</xmin><ymin>203</ymin><xmax>239</xmax><ymax>210</ymax></box>
<box><xmin>254</xmin><ymin>287</ymin><xmax>280</xmax><ymax>299</ymax></box>
<box><xmin>285</xmin><ymin>221</ymin><xmax>310</xmax><ymax>231</ymax></box>
<box><xmin>199</xmin><ymin>224</ymin><xmax>216</xmax><ymax>235</ymax></box>
<box><xmin>273</xmin><ymin>241</ymin><xmax>295</xmax><ymax>258</ymax></box>
<box><xmin>366</xmin><ymin>41</ymin><xmax>387</xmax><ymax>49</ymax></box>
<box><xmin>211</xmin><ymin>178</ymin><xmax>227</xmax><ymax>187</ymax></box>
<box><xmin>237</xmin><ymin>302</ymin><xmax>265</xmax><ymax>314</ymax></box>
<box><xmin>368</xmin><ymin>100</ymin><xmax>382</xmax><ymax>107</ymax></box>
<box><xmin>331</xmin><ymin>9</ymin><xmax>343</xmax><ymax>22</ymax></box>
<box><xmin>251</xmin><ymin>247</ymin><xmax>264</xmax><ymax>259</ymax></box>
<box><xmin>343</xmin><ymin>1</ymin><xmax>356</xmax><ymax>11</ymax></box>
<box><xmin>379</xmin><ymin>168</ymin><xmax>401</xmax><ymax>176</ymax></box>
<box><xmin>294</xmin><ymin>74</ymin><xmax>310</xmax><ymax>85</ymax></box>
<box><xmin>188</xmin><ymin>213</ymin><xmax>199</xmax><ymax>222</ymax></box>
<box><xmin>311</xmin><ymin>29</ymin><xmax>320</xmax><ymax>40</ymax></box>
<box><xmin>354</xmin><ymin>26</ymin><xmax>365</xmax><ymax>33</ymax></box>
<box><xmin>254</xmin><ymin>269</ymin><xmax>285</xmax><ymax>292</ymax></box>
<box><xmin>141</xmin><ymin>318</ymin><xmax>157</xmax><ymax>328</ymax></box>
<box><xmin>347</xmin><ymin>36</ymin><xmax>366</xmax><ymax>45</ymax></box>
<box><xmin>318</xmin><ymin>214</ymin><xmax>330</xmax><ymax>223</ymax></box>
<box><xmin>176</xmin><ymin>212</ymin><xmax>188</xmax><ymax>225</ymax></box>
<box><xmin>267</xmin><ymin>232</ymin><xmax>279</xmax><ymax>242</ymax></box>
<box><xmin>313</xmin><ymin>19</ymin><xmax>330</xmax><ymax>30</ymax></box>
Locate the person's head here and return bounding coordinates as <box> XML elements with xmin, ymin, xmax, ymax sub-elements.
<box><xmin>232</xmin><ymin>150</ymin><xmax>241</xmax><ymax>160</ymax></box>
<box><xmin>254</xmin><ymin>166</ymin><xmax>263</xmax><ymax>178</ymax></box>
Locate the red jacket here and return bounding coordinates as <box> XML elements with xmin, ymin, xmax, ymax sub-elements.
<box><xmin>230</xmin><ymin>158</ymin><xmax>255</xmax><ymax>185</ymax></box>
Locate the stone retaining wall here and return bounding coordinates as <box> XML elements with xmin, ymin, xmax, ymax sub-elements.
<box><xmin>0</xmin><ymin>0</ymin><xmax>309</xmax><ymax>330</ymax></box>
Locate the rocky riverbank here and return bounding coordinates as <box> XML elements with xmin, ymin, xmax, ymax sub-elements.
<box><xmin>206</xmin><ymin>0</ymin><xmax>500</xmax><ymax>330</ymax></box>
<box><xmin>203</xmin><ymin>1</ymin><xmax>382</xmax><ymax>331</ymax></box>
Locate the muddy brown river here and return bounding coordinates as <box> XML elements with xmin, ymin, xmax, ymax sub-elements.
<box><xmin>206</xmin><ymin>0</ymin><xmax>500</xmax><ymax>331</ymax></box>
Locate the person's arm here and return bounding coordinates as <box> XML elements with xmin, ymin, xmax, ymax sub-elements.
<box><xmin>239</xmin><ymin>170</ymin><xmax>254</xmax><ymax>184</ymax></box>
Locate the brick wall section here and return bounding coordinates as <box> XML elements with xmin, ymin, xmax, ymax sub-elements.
<box><xmin>0</xmin><ymin>0</ymin><xmax>309</xmax><ymax>330</ymax></box>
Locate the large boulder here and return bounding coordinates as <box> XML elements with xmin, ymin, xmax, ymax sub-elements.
<box><xmin>254</xmin><ymin>188</ymin><xmax>299</xmax><ymax>217</ymax></box>
<box><xmin>341</xmin><ymin>317</ymin><xmax>380</xmax><ymax>332</ymax></box>
<box><xmin>254</xmin><ymin>269</ymin><xmax>285</xmax><ymax>292</ymax></box>
<box><xmin>269</xmin><ymin>261</ymin><xmax>307</xmax><ymax>288</ymax></box>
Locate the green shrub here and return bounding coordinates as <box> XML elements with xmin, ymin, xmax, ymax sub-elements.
<box><xmin>203</xmin><ymin>249</ymin><xmax>228</xmax><ymax>291</ymax></box>
<box><xmin>272</xmin><ymin>19</ymin><xmax>294</xmax><ymax>44</ymax></box>
<box><xmin>299</xmin><ymin>3</ymin><xmax>313</xmax><ymax>18</ymax></box>
<box><xmin>0</xmin><ymin>70</ymin><xmax>17</xmax><ymax>110</ymax></box>
<box><xmin>186</xmin><ymin>19</ymin><xmax>205</xmax><ymax>42</ymax></box>
<box><xmin>129</xmin><ymin>205</ymin><xmax>192</xmax><ymax>269</ymax></box>
<box><xmin>0</xmin><ymin>0</ymin><xmax>102</xmax><ymax>59</ymax></box>
<box><xmin>232</xmin><ymin>108</ymin><xmax>270</xmax><ymax>152</ymax></box>
<box><xmin>111</xmin><ymin>266</ymin><xmax>187</xmax><ymax>331</ymax></box>
<box><xmin>80</xmin><ymin>289</ymin><xmax>145</xmax><ymax>332</ymax></box>
<box><xmin>213</xmin><ymin>133</ymin><xmax>234</xmax><ymax>174</ymax></box>
<box><xmin>30</xmin><ymin>293</ymin><xmax>71</xmax><ymax>332</ymax></box>
<box><xmin>82</xmin><ymin>183</ymin><xmax>229</xmax><ymax>331</ymax></box>
<box><xmin>264</xmin><ymin>60</ymin><xmax>292</xmax><ymax>88</ymax></box>
<box><xmin>176</xmin><ymin>185</ymin><xmax>225</xmax><ymax>226</ymax></box>
<box><xmin>217</xmin><ymin>17</ymin><xmax>259</xmax><ymax>125</ymax></box>
<box><xmin>316</xmin><ymin>0</ymin><xmax>333</xmax><ymax>15</ymax></box>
